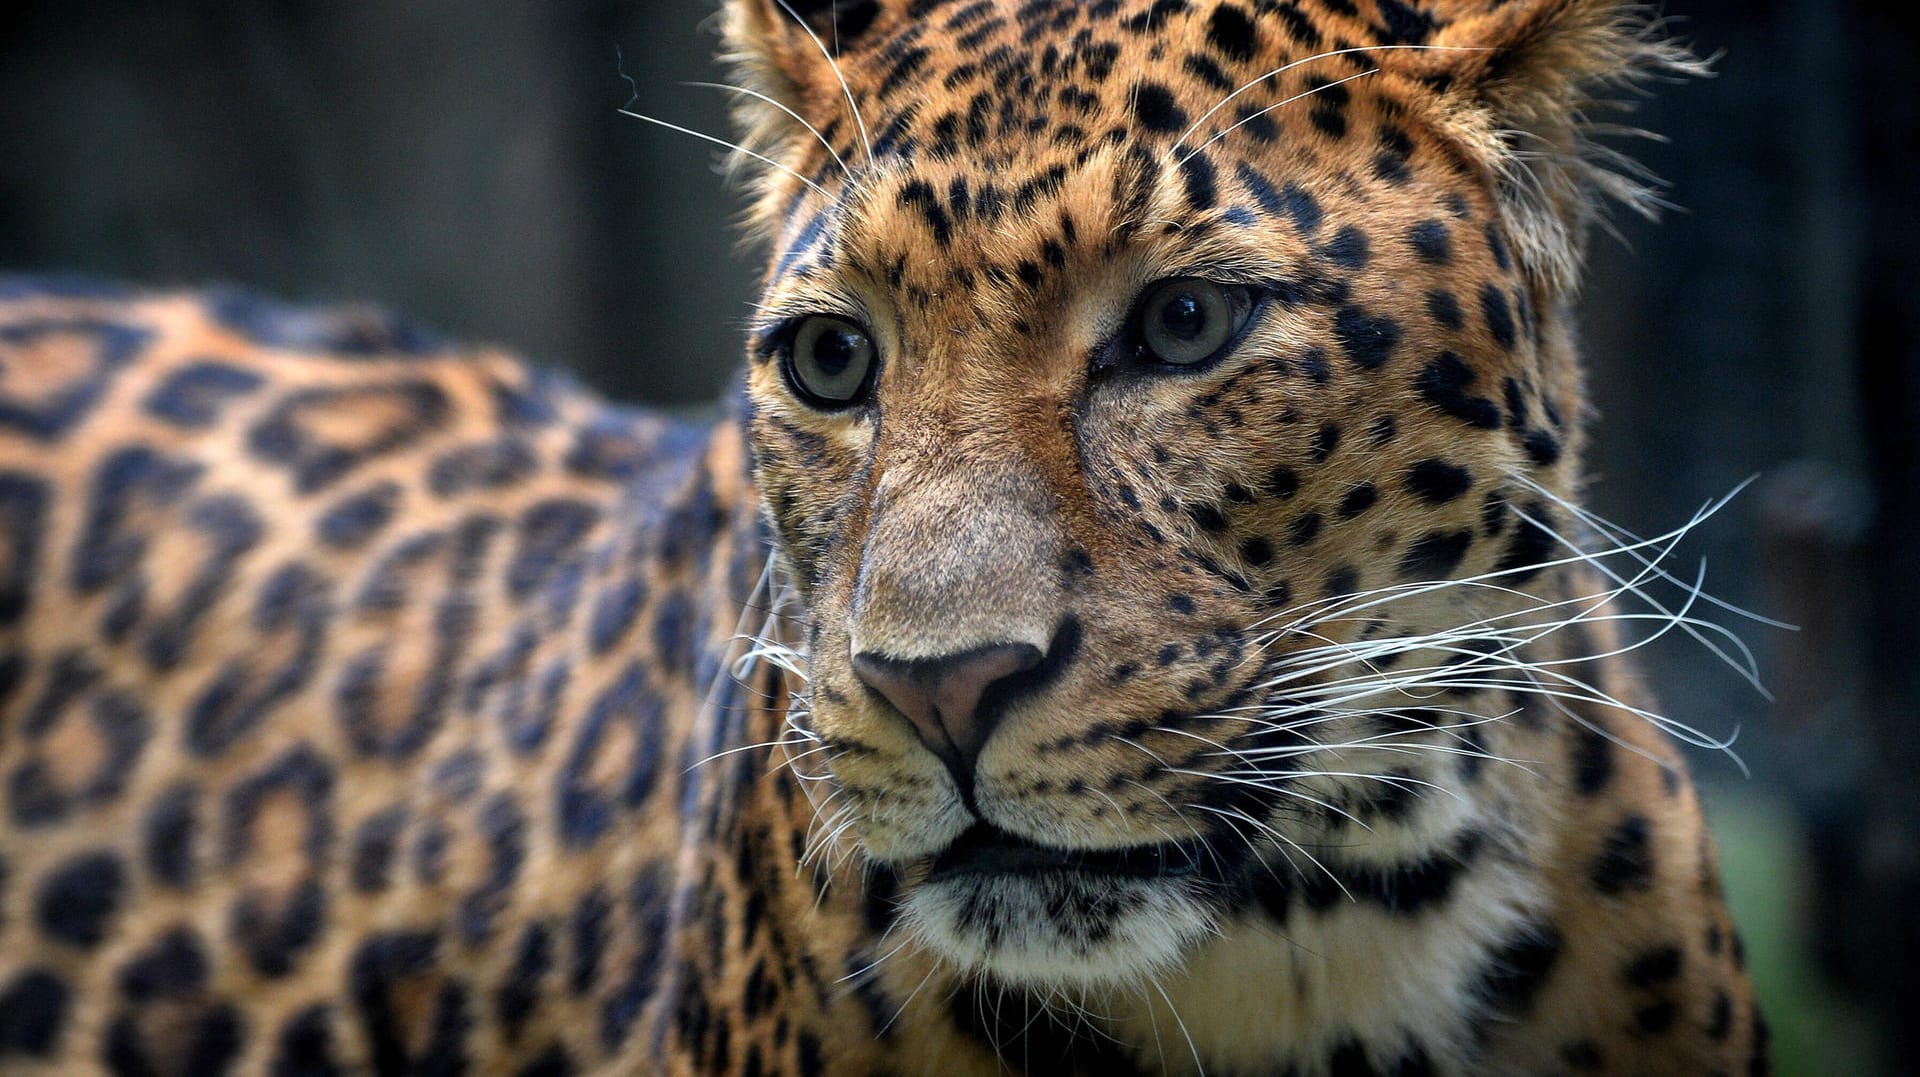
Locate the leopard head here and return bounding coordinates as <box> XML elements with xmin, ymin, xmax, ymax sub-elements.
<box><xmin>720</xmin><ymin>0</ymin><xmax>1701</xmax><ymax>988</ymax></box>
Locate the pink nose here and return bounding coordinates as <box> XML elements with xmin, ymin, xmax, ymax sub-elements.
<box><xmin>851</xmin><ymin>642</ymin><xmax>1044</xmax><ymax>786</ymax></box>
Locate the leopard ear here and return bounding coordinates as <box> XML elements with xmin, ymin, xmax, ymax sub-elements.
<box><xmin>720</xmin><ymin>0</ymin><xmax>882</xmax><ymax>206</ymax></box>
<box><xmin>1378</xmin><ymin>0</ymin><xmax>1710</xmax><ymax>290</ymax></box>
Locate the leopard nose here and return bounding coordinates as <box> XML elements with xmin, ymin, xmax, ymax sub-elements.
<box><xmin>852</xmin><ymin>642</ymin><xmax>1045</xmax><ymax>788</ymax></box>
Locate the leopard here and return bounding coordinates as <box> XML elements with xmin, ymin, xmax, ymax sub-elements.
<box><xmin>0</xmin><ymin>0</ymin><xmax>1770</xmax><ymax>1074</ymax></box>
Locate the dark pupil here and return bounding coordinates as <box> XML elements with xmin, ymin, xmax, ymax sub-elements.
<box><xmin>812</xmin><ymin>329</ymin><xmax>858</xmax><ymax>377</ymax></box>
<box><xmin>1158</xmin><ymin>293</ymin><xmax>1208</xmax><ymax>341</ymax></box>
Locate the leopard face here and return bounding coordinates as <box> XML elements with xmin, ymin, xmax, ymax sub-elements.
<box><xmin>730</xmin><ymin>0</ymin><xmax>1690</xmax><ymax>990</ymax></box>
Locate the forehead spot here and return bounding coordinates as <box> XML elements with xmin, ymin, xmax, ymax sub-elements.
<box><xmin>1205</xmin><ymin>5</ymin><xmax>1258</xmax><ymax>61</ymax></box>
<box><xmin>1130</xmin><ymin>82</ymin><xmax>1189</xmax><ymax>133</ymax></box>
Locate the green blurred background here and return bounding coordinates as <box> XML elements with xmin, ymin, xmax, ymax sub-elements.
<box><xmin>2</xmin><ymin>2</ymin><xmax>1913</xmax><ymax>1071</ymax></box>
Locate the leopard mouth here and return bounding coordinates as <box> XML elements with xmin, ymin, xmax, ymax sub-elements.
<box><xmin>927</xmin><ymin>824</ymin><xmax>1207</xmax><ymax>882</ymax></box>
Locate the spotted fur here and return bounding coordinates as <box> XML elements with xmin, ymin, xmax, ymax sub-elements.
<box><xmin>0</xmin><ymin>1</ymin><xmax>1764</xmax><ymax>1074</ymax></box>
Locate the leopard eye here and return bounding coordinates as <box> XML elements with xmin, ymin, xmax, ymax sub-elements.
<box><xmin>1137</xmin><ymin>278</ymin><xmax>1253</xmax><ymax>367</ymax></box>
<box><xmin>784</xmin><ymin>315</ymin><xmax>877</xmax><ymax>408</ymax></box>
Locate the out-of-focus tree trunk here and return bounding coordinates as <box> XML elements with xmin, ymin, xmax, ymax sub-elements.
<box><xmin>1828</xmin><ymin>0</ymin><xmax>1920</xmax><ymax>1055</ymax></box>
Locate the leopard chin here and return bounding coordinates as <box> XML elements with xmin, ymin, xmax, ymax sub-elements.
<box><xmin>898</xmin><ymin>825</ymin><xmax>1225</xmax><ymax>988</ymax></box>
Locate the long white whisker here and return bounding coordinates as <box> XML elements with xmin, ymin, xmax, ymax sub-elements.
<box><xmin>1514</xmin><ymin>492</ymin><xmax>1771</xmax><ymax>692</ymax></box>
<box><xmin>1177</xmin><ymin>68</ymin><xmax>1379</xmax><ymax>167</ymax></box>
<box><xmin>878</xmin><ymin>958</ymin><xmax>944</xmax><ymax>1037</ymax></box>
<box><xmin>619</xmin><ymin>108</ymin><xmax>832</xmax><ymax>197</ymax></box>
<box><xmin>1169</xmin><ymin>43</ymin><xmax>1490</xmax><ymax>152</ymax></box>
<box><xmin>770</xmin><ymin>0</ymin><xmax>874</xmax><ymax>164</ymax></box>
<box><xmin>684</xmin><ymin>80</ymin><xmax>852</xmax><ymax>177</ymax></box>
<box><xmin>836</xmin><ymin>931</ymin><xmax>915</xmax><ymax>985</ymax></box>
<box><xmin>1149</xmin><ymin>975</ymin><xmax>1206</xmax><ymax>1077</ymax></box>
<box><xmin>1163</xmin><ymin>765</ymin><xmax>1374</xmax><ymax>828</ymax></box>
<box><xmin>1251</xmin><ymin>484</ymin><xmax>1739</xmax><ymax>640</ymax></box>
<box><xmin>1189</xmin><ymin>802</ymin><xmax>1350</xmax><ymax>901</ymax></box>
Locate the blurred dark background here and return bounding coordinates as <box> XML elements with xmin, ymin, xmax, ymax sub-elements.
<box><xmin>1</xmin><ymin>2</ymin><xmax>1912</xmax><ymax>1071</ymax></box>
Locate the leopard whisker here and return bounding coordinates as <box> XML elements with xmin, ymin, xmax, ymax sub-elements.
<box><xmin>618</xmin><ymin>107</ymin><xmax>833</xmax><ymax>197</ymax></box>
<box><xmin>735</xmin><ymin>557</ymin><xmax>826</xmax><ymax>804</ymax></box>
<box><xmin>1222</xmin><ymin>743</ymin><xmax>1540</xmax><ymax>783</ymax></box>
<box><xmin>1211</xmin><ymin>736</ymin><xmax>1514</xmax><ymax>768</ymax></box>
<box><xmin>1169</xmin><ymin>43</ymin><xmax>1490</xmax><ymax>154</ymax></box>
<box><xmin>1122</xmin><ymin>777</ymin><xmax>1214</xmax><ymax>859</ymax></box>
<box><xmin>1261</xmin><ymin>594</ymin><xmax>1746</xmax><ymax>679</ymax></box>
<box><xmin>767</xmin><ymin>740</ymin><xmax>835</xmax><ymax>780</ymax></box>
<box><xmin>1246</xmin><ymin>474</ymin><xmax>1749</xmax><ymax>640</ymax></box>
<box><xmin>1165</xmin><ymin>765</ymin><xmax>1373</xmax><ymax>830</ymax></box>
<box><xmin>1251</xmin><ymin>604</ymin><xmax>1728</xmax><ymax>702</ymax></box>
<box><xmin>1189</xmin><ymin>802</ymin><xmax>1350</xmax><ymax>905</ymax></box>
<box><xmin>1173</xmin><ymin>795</ymin><xmax>1312</xmax><ymax>913</ymax></box>
<box><xmin>1331</xmin><ymin>559</ymin><xmax>1738</xmax><ymax>743</ymax></box>
<box><xmin>1360</xmin><ymin>672</ymin><xmax>1736</xmax><ymax>753</ymax></box>
<box><xmin>687</xmin><ymin>730</ymin><xmax>822</xmax><ymax>772</ymax></box>
<box><xmin>768</xmin><ymin>0</ymin><xmax>874</xmax><ymax>164</ymax></box>
<box><xmin>1086</xmin><ymin>784</ymin><xmax>1189</xmax><ymax>853</ymax></box>
<box><xmin>684</xmin><ymin>80</ymin><xmax>853</xmax><ymax>178</ymax></box>
<box><xmin>1216</xmin><ymin>708</ymin><xmax>1514</xmax><ymax>752</ymax></box>
<box><xmin>782</xmin><ymin>757</ymin><xmax>840</xmax><ymax>784</ymax></box>
<box><xmin>1212</xmin><ymin>764</ymin><xmax>1462</xmax><ymax>802</ymax></box>
<box><xmin>1023</xmin><ymin>987</ymin><xmax>1059</xmax><ymax>1044</ymax></box>
<box><xmin>1139</xmin><ymin>974</ymin><xmax>1172</xmax><ymax>1074</ymax></box>
<box><xmin>877</xmin><ymin>956</ymin><xmax>945</xmax><ymax>1038</ymax></box>
<box><xmin>1175</xmin><ymin>68</ymin><xmax>1380</xmax><ymax>167</ymax></box>
<box><xmin>1225</xmin><ymin>621</ymin><xmax>1743</xmax><ymax>764</ymax></box>
<box><xmin>1222</xmin><ymin>704</ymin><xmax>1529</xmax><ymax>759</ymax></box>
<box><xmin>1013</xmin><ymin>984</ymin><xmax>1067</xmax><ymax>1047</ymax></box>
<box><xmin>799</xmin><ymin>791</ymin><xmax>856</xmax><ymax>871</ymax></box>
<box><xmin>780</xmin><ymin>746</ymin><xmax>837</xmax><ymax>806</ymax></box>
<box><xmin>1148</xmin><ymin>973</ymin><xmax>1207</xmax><ymax>1077</ymax></box>
<box><xmin>836</xmin><ymin>929</ymin><xmax>917</xmax><ymax>986</ymax></box>
<box><xmin>808</xmin><ymin>817</ymin><xmax>861</xmax><ymax>876</ymax></box>
<box><xmin>1249</xmin><ymin>533</ymin><xmax>1754</xmax><ymax>698</ymax></box>
<box><xmin>1155</xmin><ymin>718</ymin><xmax>1489</xmax><ymax>808</ymax></box>
<box><xmin>1513</xmin><ymin>474</ymin><xmax>1791</xmax><ymax>656</ymax></box>
<box><xmin>1149</xmin><ymin>723</ymin><xmax>1265</xmax><ymax>767</ymax></box>
<box><xmin>1115</xmin><ymin>735</ymin><xmax>1178</xmax><ymax>773</ymax></box>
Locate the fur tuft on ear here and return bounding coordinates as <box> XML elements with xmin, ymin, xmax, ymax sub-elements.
<box><xmin>720</xmin><ymin>0</ymin><xmax>883</xmax><ymax>233</ymax></box>
<box><xmin>1381</xmin><ymin>1</ymin><xmax>1711</xmax><ymax>291</ymax></box>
